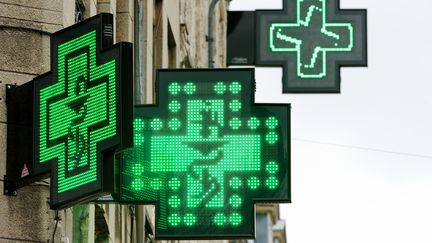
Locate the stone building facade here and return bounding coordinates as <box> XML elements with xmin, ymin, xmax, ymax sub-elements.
<box><xmin>0</xmin><ymin>0</ymin><xmax>285</xmax><ymax>242</ymax></box>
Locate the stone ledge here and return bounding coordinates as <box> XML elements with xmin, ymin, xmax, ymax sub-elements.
<box><xmin>0</xmin><ymin>2</ymin><xmax>63</xmax><ymax>27</ymax></box>
<box><xmin>0</xmin><ymin>0</ymin><xmax>62</xmax><ymax>12</ymax></box>
<box><xmin>0</xmin><ymin>16</ymin><xmax>62</xmax><ymax>34</ymax></box>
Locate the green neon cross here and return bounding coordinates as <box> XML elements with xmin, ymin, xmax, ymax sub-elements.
<box><xmin>38</xmin><ymin>30</ymin><xmax>117</xmax><ymax>193</ymax></box>
<box><xmin>120</xmin><ymin>70</ymin><xmax>289</xmax><ymax>239</ymax></box>
<box><xmin>270</xmin><ymin>0</ymin><xmax>354</xmax><ymax>78</ymax></box>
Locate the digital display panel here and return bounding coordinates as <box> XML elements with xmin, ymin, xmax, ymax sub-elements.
<box><xmin>256</xmin><ymin>0</ymin><xmax>367</xmax><ymax>92</ymax></box>
<box><xmin>33</xmin><ymin>13</ymin><xmax>132</xmax><ymax>210</ymax></box>
<box><xmin>119</xmin><ymin>69</ymin><xmax>290</xmax><ymax>239</ymax></box>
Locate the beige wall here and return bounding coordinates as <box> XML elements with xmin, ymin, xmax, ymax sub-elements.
<box><xmin>0</xmin><ymin>0</ymin><xmax>63</xmax><ymax>242</ymax></box>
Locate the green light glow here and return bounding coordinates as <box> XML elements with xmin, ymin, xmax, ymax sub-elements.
<box><xmin>168</xmin><ymin>100</ymin><xmax>181</xmax><ymax>113</ymax></box>
<box><xmin>132</xmin><ymin>179</ymin><xmax>144</xmax><ymax>190</ymax></box>
<box><xmin>214</xmin><ymin>213</ymin><xmax>227</xmax><ymax>226</ymax></box>
<box><xmin>184</xmin><ymin>213</ymin><xmax>197</xmax><ymax>226</ymax></box>
<box><xmin>229</xmin><ymin>117</ymin><xmax>242</xmax><ymax>130</ymax></box>
<box><xmin>247</xmin><ymin>177</ymin><xmax>260</xmax><ymax>189</ymax></box>
<box><xmin>168</xmin><ymin>118</ymin><xmax>181</xmax><ymax>130</ymax></box>
<box><xmin>168</xmin><ymin>214</ymin><xmax>181</xmax><ymax>226</ymax></box>
<box><xmin>265</xmin><ymin>117</ymin><xmax>278</xmax><ymax>129</ymax></box>
<box><xmin>169</xmin><ymin>196</ymin><xmax>181</xmax><ymax>208</ymax></box>
<box><xmin>229</xmin><ymin>100</ymin><xmax>242</xmax><ymax>112</ymax></box>
<box><xmin>266</xmin><ymin>161</ymin><xmax>279</xmax><ymax>174</ymax></box>
<box><xmin>169</xmin><ymin>178</ymin><xmax>181</xmax><ymax>190</ymax></box>
<box><xmin>229</xmin><ymin>177</ymin><xmax>242</xmax><ymax>189</ymax></box>
<box><xmin>134</xmin><ymin>119</ymin><xmax>145</xmax><ymax>146</ymax></box>
<box><xmin>229</xmin><ymin>195</ymin><xmax>242</xmax><ymax>208</ymax></box>
<box><xmin>184</xmin><ymin>82</ymin><xmax>196</xmax><ymax>94</ymax></box>
<box><xmin>269</xmin><ymin>0</ymin><xmax>354</xmax><ymax>78</ymax></box>
<box><xmin>248</xmin><ymin>117</ymin><xmax>260</xmax><ymax>130</ymax></box>
<box><xmin>150</xmin><ymin>118</ymin><xmax>163</xmax><ymax>131</ymax></box>
<box><xmin>265</xmin><ymin>176</ymin><xmax>279</xmax><ymax>189</ymax></box>
<box><xmin>266</xmin><ymin>132</ymin><xmax>279</xmax><ymax>144</ymax></box>
<box><xmin>169</xmin><ymin>82</ymin><xmax>181</xmax><ymax>95</ymax></box>
<box><xmin>229</xmin><ymin>82</ymin><xmax>242</xmax><ymax>94</ymax></box>
<box><xmin>38</xmin><ymin>30</ymin><xmax>117</xmax><ymax>193</ymax></box>
<box><xmin>150</xmin><ymin>178</ymin><xmax>162</xmax><ymax>190</ymax></box>
<box><xmin>229</xmin><ymin>213</ymin><xmax>242</xmax><ymax>226</ymax></box>
<box><xmin>214</xmin><ymin>82</ymin><xmax>226</xmax><ymax>94</ymax></box>
<box><xmin>132</xmin><ymin>163</ymin><xmax>144</xmax><ymax>175</ymax></box>
<box><xmin>119</xmin><ymin>75</ymin><xmax>289</xmax><ymax>237</ymax></box>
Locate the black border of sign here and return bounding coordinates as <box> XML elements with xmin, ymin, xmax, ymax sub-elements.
<box><xmin>33</xmin><ymin>13</ymin><xmax>133</xmax><ymax>210</ymax></box>
<box><xmin>255</xmin><ymin>0</ymin><xmax>368</xmax><ymax>93</ymax></box>
<box><xmin>116</xmin><ymin>68</ymin><xmax>291</xmax><ymax>240</ymax></box>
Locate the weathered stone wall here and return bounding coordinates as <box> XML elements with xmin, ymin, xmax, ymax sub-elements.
<box><xmin>0</xmin><ymin>0</ymin><xmax>64</xmax><ymax>242</ymax></box>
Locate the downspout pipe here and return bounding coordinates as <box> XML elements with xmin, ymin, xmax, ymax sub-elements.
<box><xmin>134</xmin><ymin>0</ymin><xmax>144</xmax><ymax>104</ymax></box>
<box><xmin>208</xmin><ymin>0</ymin><xmax>220</xmax><ymax>68</ymax></box>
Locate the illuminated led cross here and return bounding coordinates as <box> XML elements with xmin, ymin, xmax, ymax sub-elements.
<box><xmin>256</xmin><ymin>0</ymin><xmax>367</xmax><ymax>92</ymax></box>
<box><xmin>271</xmin><ymin>0</ymin><xmax>353</xmax><ymax>78</ymax></box>
<box><xmin>120</xmin><ymin>70</ymin><xmax>290</xmax><ymax>239</ymax></box>
<box><xmin>34</xmin><ymin>14</ymin><xmax>132</xmax><ymax>209</ymax></box>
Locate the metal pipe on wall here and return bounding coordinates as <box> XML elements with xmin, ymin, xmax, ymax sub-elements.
<box><xmin>134</xmin><ymin>0</ymin><xmax>144</xmax><ymax>104</ymax></box>
<box><xmin>208</xmin><ymin>0</ymin><xmax>220</xmax><ymax>68</ymax></box>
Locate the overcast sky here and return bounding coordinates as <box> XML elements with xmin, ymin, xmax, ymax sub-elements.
<box><xmin>230</xmin><ymin>0</ymin><xmax>432</xmax><ymax>243</ymax></box>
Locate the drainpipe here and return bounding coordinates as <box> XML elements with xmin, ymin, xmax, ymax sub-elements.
<box><xmin>208</xmin><ymin>0</ymin><xmax>220</xmax><ymax>68</ymax></box>
<box><xmin>134</xmin><ymin>0</ymin><xmax>144</xmax><ymax>104</ymax></box>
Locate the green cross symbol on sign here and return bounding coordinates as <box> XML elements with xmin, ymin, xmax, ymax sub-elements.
<box><xmin>119</xmin><ymin>69</ymin><xmax>290</xmax><ymax>239</ymax></box>
<box><xmin>256</xmin><ymin>0</ymin><xmax>367</xmax><ymax>92</ymax></box>
<box><xmin>34</xmin><ymin>14</ymin><xmax>132</xmax><ymax>209</ymax></box>
<box><xmin>270</xmin><ymin>0</ymin><xmax>354</xmax><ymax>78</ymax></box>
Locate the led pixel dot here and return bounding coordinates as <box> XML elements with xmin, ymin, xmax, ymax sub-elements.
<box><xmin>168</xmin><ymin>178</ymin><xmax>181</xmax><ymax>190</ymax></box>
<box><xmin>214</xmin><ymin>82</ymin><xmax>226</xmax><ymax>94</ymax></box>
<box><xmin>168</xmin><ymin>214</ymin><xmax>181</xmax><ymax>226</ymax></box>
<box><xmin>247</xmin><ymin>177</ymin><xmax>260</xmax><ymax>189</ymax></box>
<box><xmin>214</xmin><ymin>213</ymin><xmax>227</xmax><ymax>226</ymax></box>
<box><xmin>229</xmin><ymin>117</ymin><xmax>242</xmax><ymax>130</ymax></box>
<box><xmin>229</xmin><ymin>213</ymin><xmax>242</xmax><ymax>226</ymax></box>
<box><xmin>266</xmin><ymin>131</ymin><xmax>279</xmax><ymax>144</ymax></box>
<box><xmin>150</xmin><ymin>178</ymin><xmax>162</xmax><ymax>190</ymax></box>
<box><xmin>248</xmin><ymin>117</ymin><xmax>260</xmax><ymax>130</ymax></box>
<box><xmin>229</xmin><ymin>100</ymin><xmax>242</xmax><ymax>112</ymax></box>
<box><xmin>150</xmin><ymin>118</ymin><xmax>163</xmax><ymax>131</ymax></box>
<box><xmin>119</xmin><ymin>71</ymin><xmax>290</xmax><ymax>238</ymax></box>
<box><xmin>168</xmin><ymin>82</ymin><xmax>181</xmax><ymax>95</ymax></box>
<box><xmin>265</xmin><ymin>176</ymin><xmax>279</xmax><ymax>190</ymax></box>
<box><xmin>131</xmin><ymin>163</ymin><xmax>144</xmax><ymax>175</ymax></box>
<box><xmin>169</xmin><ymin>196</ymin><xmax>181</xmax><ymax>208</ymax></box>
<box><xmin>184</xmin><ymin>82</ymin><xmax>196</xmax><ymax>94</ymax></box>
<box><xmin>266</xmin><ymin>161</ymin><xmax>279</xmax><ymax>174</ymax></box>
<box><xmin>265</xmin><ymin>117</ymin><xmax>278</xmax><ymax>129</ymax></box>
<box><xmin>168</xmin><ymin>118</ymin><xmax>181</xmax><ymax>130</ymax></box>
<box><xmin>132</xmin><ymin>179</ymin><xmax>144</xmax><ymax>190</ymax></box>
<box><xmin>184</xmin><ymin>213</ymin><xmax>197</xmax><ymax>226</ymax></box>
<box><xmin>229</xmin><ymin>177</ymin><xmax>242</xmax><ymax>189</ymax></box>
<box><xmin>229</xmin><ymin>195</ymin><xmax>242</xmax><ymax>208</ymax></box>
<box><xmin>229</xmin><ymin>82</ymin><xmax>242</xmax><ymax>94</ymax></box>
<box><xmin>168</xmin><ymin>100</ymin><xmax>181</xmax><ymax>113</ymax></box>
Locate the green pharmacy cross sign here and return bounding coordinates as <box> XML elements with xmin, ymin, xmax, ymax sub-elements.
<box><xmin>34</xmin><ymin>13</ymin><xmax>132</xmax><ymax>209</ymax></box>
<box><xmin>119</xmin><ymin>69</ymin><xmax>290</xmax><ymax>239</ymax></box>
<box><xmin>256</xmin><ymin>0</ymin><xmax>367</xmax><ymax>92</ymax></box>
